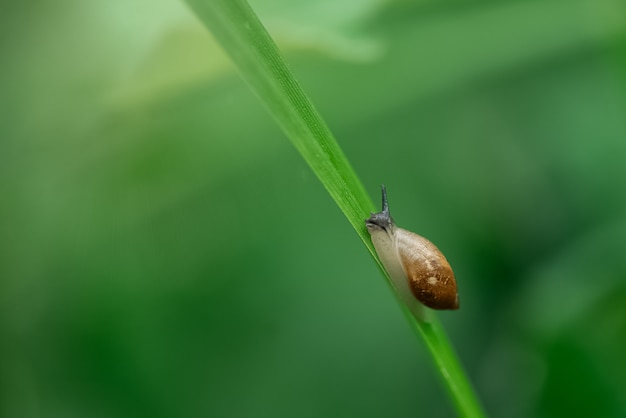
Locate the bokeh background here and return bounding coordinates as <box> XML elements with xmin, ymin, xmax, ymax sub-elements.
<box><xmin>2</xmin><ymin>0</ymin><xmax>626</xmax><ymax>417</ymax></box>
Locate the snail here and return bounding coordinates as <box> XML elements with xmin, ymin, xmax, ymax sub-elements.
<box><xmin>365</xmin><ymin>185</ymin><xmax>459</xmax><ymax>311</ymax></box>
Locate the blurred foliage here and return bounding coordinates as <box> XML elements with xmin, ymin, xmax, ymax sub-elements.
<box><xmin>1</xmin><ymin>0</ymin><xmax>626</xmax><ymax>417</ymax></box>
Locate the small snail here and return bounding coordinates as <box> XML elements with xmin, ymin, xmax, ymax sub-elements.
<box><xmin>365</xmin><ymin>185</ymin><xmax>459</xmax><ymax>311</ymax></box>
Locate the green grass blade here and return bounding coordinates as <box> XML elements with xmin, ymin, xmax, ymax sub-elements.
<box><xmin>184</xmin><ymin>0</ymin><xmax>485</xmax><ymax>416</ymax></box>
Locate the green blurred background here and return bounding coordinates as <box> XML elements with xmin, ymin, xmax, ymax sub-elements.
<box><xmin>2</xmin><ymin>0</ymin><xmax>626</xmax><ymax>417</ymax></box>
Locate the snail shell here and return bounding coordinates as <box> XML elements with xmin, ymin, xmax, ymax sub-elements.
<box><xmin>365</xmin><ymin>185</ymin><xmax>459</xmax><ymax>310</ymax></box>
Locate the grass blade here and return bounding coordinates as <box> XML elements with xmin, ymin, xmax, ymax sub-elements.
<box><xmin>184</xmin><ymin>0</ymin><xmax>485</xmax><ymax>416</ymax></box>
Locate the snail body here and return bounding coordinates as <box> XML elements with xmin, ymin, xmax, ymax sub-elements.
<box><xmin>365</xmin><ymin>186</ymin><xmax>459</xmax><ymax>311</ymax></box>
